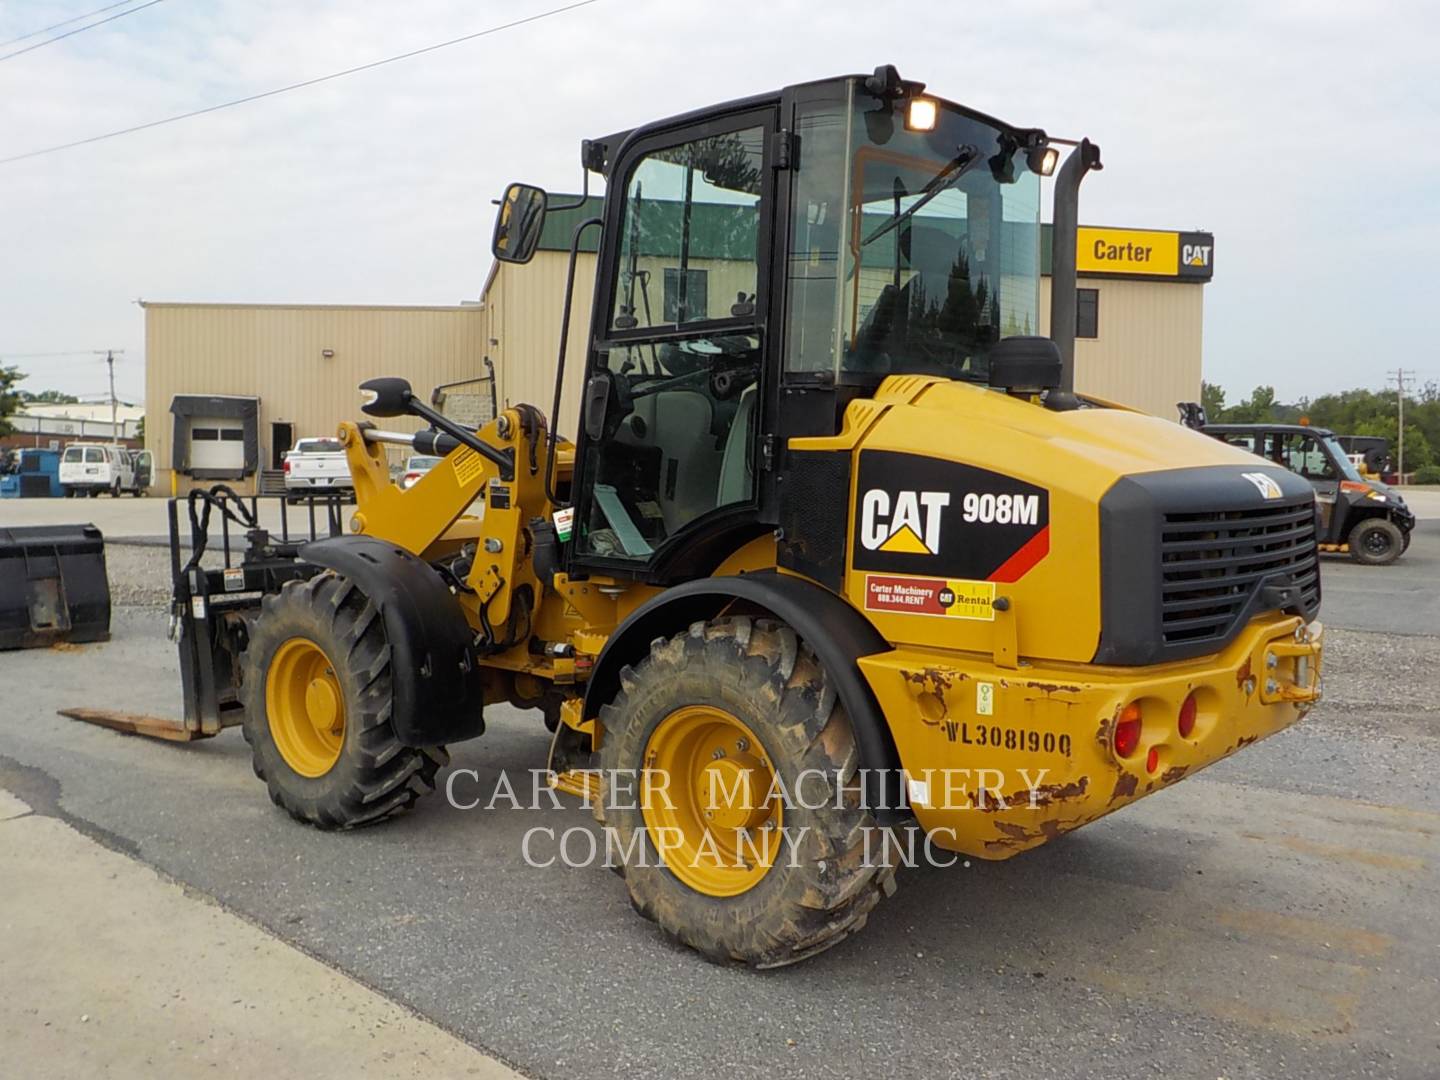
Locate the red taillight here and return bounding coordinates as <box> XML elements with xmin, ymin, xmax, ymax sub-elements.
<box><xmin>1146</xmin><ymin>747</ymin><xmax>1160</xmax><ymax>773</ymax></box>
<box><xmin>402</xmin><ymin>472</ymin><xmax>422</xmax><ymax>488</ymax></box>
<box><xmin>282</xmin><ymin>459</ymin><xmax>291</xmax><ymax>474</ymax></box>
<box><xmin>1178</xmin><ymin>692</ymin><xmax>1198</xmax><ymax>738</ymax></box>
<box><xmin>1113</xmin><ymin>703</ymin><xmax>1142</xmax><ymax>758</ymax></box>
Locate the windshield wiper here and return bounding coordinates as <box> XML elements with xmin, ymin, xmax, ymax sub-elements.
<box><xmin>862</xmin><ymin>143</ymin><xmax>980</xmax><ymax>247</ymax></box>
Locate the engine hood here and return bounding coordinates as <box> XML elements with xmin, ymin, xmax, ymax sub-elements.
<box><xmin>802</xmin><ymin>376</ymin><xmax>1317</xmax><ymax>666</ymax></box>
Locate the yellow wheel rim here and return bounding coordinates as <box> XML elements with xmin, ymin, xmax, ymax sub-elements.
<box><xmin>641</xmin><ymin>705</ymin><xmax>783</xmax><ymax>898</ymax></box>
<box><xmin>266</xmin><ymin>637</ymin><xmax>347</xmax><ymax>778</ymax></box>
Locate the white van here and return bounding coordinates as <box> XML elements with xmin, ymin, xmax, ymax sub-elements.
<box><xmin>59</xmin><ymin>443</ymin><xmax>140</xmax><ymax>497</ymax></box>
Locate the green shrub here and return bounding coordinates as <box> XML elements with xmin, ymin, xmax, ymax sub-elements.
<box><xmin>1412</xmin><ymin>464</ymin><xmax>1440</xmax><ymax>485</ymax></box>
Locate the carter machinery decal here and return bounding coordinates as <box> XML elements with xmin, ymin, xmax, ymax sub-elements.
<box><xmin>865</xmin><ymin>575</ymin><xmax>996</xmax><ymax>621</ymax></box>
<box><xmin>852</xmin><ymin>450</ymin><xmax>1051</xmax><ymax>586</ymax></box>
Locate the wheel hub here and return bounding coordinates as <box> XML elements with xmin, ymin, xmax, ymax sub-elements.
<box><xmin>266</xmin><ymin>637</ymin><xmax>347</xmax><ymax>778</ymax></box>
<box><xmin>698</xmin><ymin>754</ymin><xmax>772</xmax><ymax>831</ymax></box>
<box><xmin>641</xmin><ymin>705</ymin><xmax>783</xmax><ymax>897</ymax></box>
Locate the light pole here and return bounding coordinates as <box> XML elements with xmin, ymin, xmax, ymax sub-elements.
<box><xmin>1387</xmin><ymin>368</ymin><xmax>1407</xmax><ymax>480</ymax></box>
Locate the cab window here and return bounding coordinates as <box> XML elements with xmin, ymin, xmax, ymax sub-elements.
<box><xmin>610</xmin><ymin>127</ymin><xmax>764</xmax><ymax>331</ymax></box>
<box><xmin>1269</xmin><ymin>433</ymin><xmax>1336</xmax><ymax>480</ymax></box>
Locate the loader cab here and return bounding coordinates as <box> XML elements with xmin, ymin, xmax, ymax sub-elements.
<box><xmin>500</xmin><ymin>68</ymin><xmax>1055</xmax><ymax>584</ymax></box>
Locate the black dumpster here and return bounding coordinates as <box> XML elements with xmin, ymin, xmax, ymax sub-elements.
<box><xmin>0</xmin><ymin>524</ymin><xmax>111</xmax><ymax>650</ymax></box>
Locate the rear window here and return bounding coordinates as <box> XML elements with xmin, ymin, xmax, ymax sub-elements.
<box><xmin>295</xmin><ymin>439</ymin><xmax>344</xmax><ymax>454</ymax></box>
<box><xmin>63</xmin><ymin>447</ymin><xmax>83</xmax><ymax>463</ymax></box>
<box><xmin>408</xmin><ymin>456</ymin><xmax>441</xmax><ymax>469</ymax></box>
<box><xmin>85</xmin><ymin>448</ymin><xmax>105</xmax><ymax>463</ymax></box>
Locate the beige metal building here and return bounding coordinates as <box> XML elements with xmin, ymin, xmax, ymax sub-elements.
<box><xmin>142</xmin><ymin>302</ymin><xmax>491</xmax><ymax>495</ymax></box>
<box><xmin>143</xmin><ymin>219</ymin><xmax>1212</xmax><ymax>492</ymax></box>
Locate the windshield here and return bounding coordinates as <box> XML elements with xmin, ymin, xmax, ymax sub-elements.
<box><xmin>784</xmin><ymin>83</ymin><xmax>1043</xmax><ymax>381</ymax></box>
<box><xmin>1320</xmin><ymin>435</ymin><xmax>1365</xmax><ymax>482</ymax></box>
<box><xmin>296</xmin><ymin>439</ymin><xmax>343</xmax><ymax>454</ymax></box>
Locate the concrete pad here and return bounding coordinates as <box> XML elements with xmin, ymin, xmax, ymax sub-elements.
<box><xmin>0</xmin><ymin>796</ymin><xmax>519</xmax><ymax>1079</ymax></box>
<box><xmin>0</xmin><ymin>789</ymin><xmax>31</xmax><ymax>821</ymax></box>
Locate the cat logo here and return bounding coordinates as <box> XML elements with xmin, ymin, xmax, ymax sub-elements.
<box><xmin>1182</xmin><ymin>242</ymin><xmax>1213</xmax><ymax>268</ymax></box>
<box><xmin>860</xmin><ymin>490</ymin><xmax>950</xmax><ymax>555</ymax></box>
<box><xmin>1241</xmin><ymin>472</ymin><xmax>1284</xmax><ymax>500</ymax></box>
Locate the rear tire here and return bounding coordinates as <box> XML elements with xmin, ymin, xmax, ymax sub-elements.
<box><xmin>597</xmin><ymin>616</ymin><xmax>897</xmax><ymax>968</ymax></box>
<box><xmin>240</xmin><ymin>572</ymin><xmax>446</xmax><ymax>829</ymax></box>
<box><xmin>1348</xmin><ymin>517</ymin><xmax>1403</xmax><ymax>565</ymax></box>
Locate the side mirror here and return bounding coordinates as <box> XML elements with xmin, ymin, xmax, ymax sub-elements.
<box><xmin>359</xmin><ymin>376</ymin><xmax>415</xmax><ymax>418</ymax></box>
<box><xmin>491</xmin><ymin>182</ymin><xmax>548</xmax><ymax>264</ymax></box>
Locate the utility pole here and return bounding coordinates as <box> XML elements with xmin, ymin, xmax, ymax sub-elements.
<box><xmin>94</xmin><ymin>349</ymin><xmax>124</xmax><ymax>447</ymax></box>
<box><xmin>1386</xmin><ymin>368</ymin><xmax>1408</xmax><ymax>481</ymax></box>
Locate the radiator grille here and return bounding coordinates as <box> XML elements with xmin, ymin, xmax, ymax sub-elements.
<box><xmin>1160</xmin><ymin>499</ymin><xmax>1319</xmax><ymax>645</ymax></box>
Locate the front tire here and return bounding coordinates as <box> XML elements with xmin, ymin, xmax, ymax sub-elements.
<box><xmin>1348</xmin><ymin>517</ymin><xmax>1403</xmax><ymax>565</ymax></box>
<box><xmin>240</xmin><ymin>573</ymin><xmax>446</xmax><ymax>828</ymax></box>
<box><xmin>597</xmin><ymin>616</ymin><xmax>896</xmax><ymax>968</ymax></box>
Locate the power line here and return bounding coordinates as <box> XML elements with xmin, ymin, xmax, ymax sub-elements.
<box><xmin>0</xmin><ymin>0</ymin><xmax>166</xmax><ymax>64</ymax></box>
<box><xmin>0</xmin><ymin>0</ymin><xmax>602</xmax><ymax>167</ymax></box>
<box><xmin>0</xmin><ymin>0</ymin><xmax>138</xmax><ymax>48</ymax></box>
<box><xmin>0</xmin><ymin>350</ymin><xmax>106</xmax><ymax>359</ymax></box>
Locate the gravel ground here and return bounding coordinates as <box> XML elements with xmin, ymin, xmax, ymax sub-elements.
<box><xmin>104</xmin><ymin>543</ymin><xmax>179</xmax><ymax>608</ymax></box>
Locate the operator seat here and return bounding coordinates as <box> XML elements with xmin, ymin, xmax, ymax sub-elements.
<box><xmin>716</xmin><ymin>384</ymin><xmax>757</xmax><ymax>506</ymax></box>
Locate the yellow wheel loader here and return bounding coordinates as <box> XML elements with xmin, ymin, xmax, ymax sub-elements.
<box><xmin>165</xmin><ymin>66</ymin><xmax>1323</xmax><ymax>967</ymax></box>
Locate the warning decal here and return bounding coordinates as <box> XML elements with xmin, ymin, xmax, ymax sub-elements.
<box><xmin>452</xmin><ymin>447</ymin><xmax>484</xmax><ymax>487</ymax></box>
<box><xmin>864</xmin><ymin>575</ymin><xmax>996</xmax><ymax>621</ymax></box>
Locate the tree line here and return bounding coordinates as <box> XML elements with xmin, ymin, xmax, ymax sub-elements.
<box><xmin>1201</xmin><ymin>381</ymin><xmax>1438</xmax><ymax>472</ymax></box>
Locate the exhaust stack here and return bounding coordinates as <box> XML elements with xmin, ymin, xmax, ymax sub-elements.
<box><xmin>1049</xmin><ymin>139</ymin><xmax>1103</xmax><ymax>392</ymax></box>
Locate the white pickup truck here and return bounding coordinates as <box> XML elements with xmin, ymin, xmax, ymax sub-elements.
<box><xmin>283</xmin><ymin>437</ymin><xmax>353</xmax><ymax>499</ymax></box>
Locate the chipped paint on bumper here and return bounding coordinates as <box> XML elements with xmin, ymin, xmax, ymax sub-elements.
<box><xmin>858</xmin><ymin>616</ymin><xmax>1323</xmax><ymax>859</ymax></box>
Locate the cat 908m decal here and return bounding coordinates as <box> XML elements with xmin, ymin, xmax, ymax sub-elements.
<box><xmin>852</xmin><ymin>450</ymin><xmax>1051</xmax><ymax>582</ymax></box>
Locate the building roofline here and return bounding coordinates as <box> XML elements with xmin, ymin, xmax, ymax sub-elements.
<box><xmin>139</xmin><ymin>300</ymin><xmax>485</xmax><ymax>313</ymax></box>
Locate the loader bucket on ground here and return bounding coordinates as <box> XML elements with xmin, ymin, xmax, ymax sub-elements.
<box><xmin>0</xmin><ymin>524</ymin><xmax>111</xmax><ymax>650</ymax></box>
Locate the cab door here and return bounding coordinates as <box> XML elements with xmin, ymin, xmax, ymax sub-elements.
<box><xmin>568</xmin><ymin>109</ymin><xmax>776</xmax><ymax>581</ymax></box>
<box><xmin>1270</xmin><ymin>432</ymin><xmax>1340</xmax><ymax>541</ymax></box>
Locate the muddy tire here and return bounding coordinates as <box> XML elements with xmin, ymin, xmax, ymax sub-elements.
<box><xmin>1348</xmin><ymin>517</ymin><xmax>1404</xmax><ymax>566</ymax></box>
<box><xmin>240</xmin><ymin>572</ymin><xmax>446</xmax><ymax>829</ymax></box>
<box><xmin>596</xmin><ymin>616</ymin><xmax>897</xmax><ymax>968</ymax></box>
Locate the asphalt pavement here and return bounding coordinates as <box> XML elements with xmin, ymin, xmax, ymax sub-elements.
<box><xmin>1</xmin><ymin>499</ymin><xmax>1437</xmax><ymax>1079</ymax></box>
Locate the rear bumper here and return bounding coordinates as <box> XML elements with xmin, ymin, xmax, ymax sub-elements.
<box><xmin>857</xmin><ymin>615</ymin><xmax>1323</xmax><ymax>858</ymax></box>
<box><xmin>285</xmin><ymin>477</ymin><xmax>352</xmax><ymax>491</ymax></box>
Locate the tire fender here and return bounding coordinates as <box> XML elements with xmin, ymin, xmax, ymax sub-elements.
<box><xmin>300</xmin><ymin>536</ymin><xmax>484</xmax><ymax>746</ymax></box>
<box><xmin>583</xmin><ymin>572</ymin><xmax>907</xmax><ymax>823</ymax></box>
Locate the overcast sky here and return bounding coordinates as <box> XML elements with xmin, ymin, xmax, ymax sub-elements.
<box><xmin>2</xmin><ymin>0</ymin><xmax>1435</xmax><ymax>406</ymax></box>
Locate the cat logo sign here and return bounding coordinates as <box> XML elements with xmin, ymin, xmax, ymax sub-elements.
<box><xmin>1182</xmin><ymin>242</ymin><xmax>1213</xmax><ymax>268</ymax></box>
<box><xmin>1241</xmin><ymin>472</ymin><xmax>1284</xmax><ymax>500</ymax></box>
<box><xmin>860</xmin><ymin>490</ymin><xmax>950</xmax><ymax>555</ymax></box>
